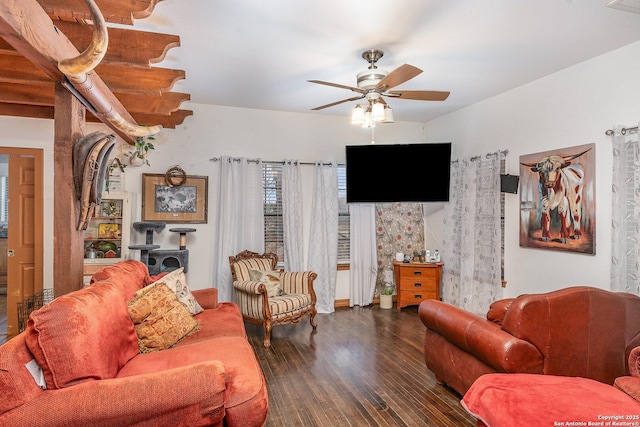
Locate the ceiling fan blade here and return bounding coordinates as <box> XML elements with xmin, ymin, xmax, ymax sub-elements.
<box><xmin>308</xmin><ymin>80</ymin><xmax>366</xmax><ymax>94</ymax></box>
<box><xmin>386</xmin><ymin>90</ymin><xmax>450</xmax><ymax>101</ymax></box>
<box><xmin>376</xmin><ymin>64</ymin><xmax>422</xmax><ymax>91</ymax></box>
<box><xmin>311</xmin><ymin>95</ymin><xmax>365</xmax><ymax>111</ymax></box>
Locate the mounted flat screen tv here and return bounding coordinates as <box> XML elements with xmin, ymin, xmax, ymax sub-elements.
<box><xmin>345</xmin><ymin>143</ymin><xmax>451</xmax><ymax>203</ymax></box>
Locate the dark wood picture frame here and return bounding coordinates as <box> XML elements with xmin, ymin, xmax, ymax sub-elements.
<box><xmin>142</xmin><ymin>173</ymin><xmax>208</xmax><ymax>223</ymax></box>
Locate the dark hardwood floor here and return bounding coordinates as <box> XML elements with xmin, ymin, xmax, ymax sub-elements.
<box><xmin>245</xmin><ymin>305</ymin><xmax>475</xmax><ymax>427</ymax></box>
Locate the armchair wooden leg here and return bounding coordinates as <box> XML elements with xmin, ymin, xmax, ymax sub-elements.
<box><xmin>263</xmin><ymin>321</ymin><xmax>272</xmax><ymax>347</ymax></box>
<box><xmin>309</xmin><ymin>309</ymin><xmax>317</xmax><ymax>330</ymax></box>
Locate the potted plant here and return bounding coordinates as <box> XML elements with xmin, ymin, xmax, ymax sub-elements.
<box><xmin>380</xmin><ymin>284</ymin><xmax>394</xmax><ymax>309</ymax></box>
<box><xmin>128</xmin><ymin>135</ymin><xmax>155</xmax><ymax>167</ymax></box>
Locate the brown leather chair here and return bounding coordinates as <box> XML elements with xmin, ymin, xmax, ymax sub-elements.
<box><xmin>229</xmin><ymin>250</ymin><xmax>317</xmax><ymax>347</ymax></box>
<box><xmin>419</xmin><ymin>286</ymin><xmax>640</xmax><ymax>395</ymax></box>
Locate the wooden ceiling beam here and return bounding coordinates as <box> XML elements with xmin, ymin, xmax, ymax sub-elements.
<box><xmin>94</xmin><ymin>63</ymin><xmax>185</xmax><ymax>93</ymax></box>
<box><xmin>1</xmin><ymin>22</ymin><xmax>180</xmax><ymax>65</ymax></box>
<box><xmin>0</xmin><ymin>0</ymin><xmax>144</xmax><ymax>142</ymax></box>
<box><xmin>0</xmin><ymin>102</ymin><xmax>193</xmax><ymax>129</ymax></box>
<box><xmin>56</xmin><ymin>21</ymin><xmax>180</xmax><ymax>65</ymax></box>
<box><xmin>37</xmin><ymin>0</ymin><xmax>161</xmax><ymax>25</ymax></box>
<box><xmin>0</xmin><ymin>81</ymin><xmax>190</xmax><ymax>115</ymax></box>
<box><xmin>0</xmin><ymin>53</ymin><xmax>185</xmax><ymax>96</ymax></box>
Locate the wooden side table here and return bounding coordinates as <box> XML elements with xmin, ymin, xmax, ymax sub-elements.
<box><xmin>393</xmin><ymin>261</ymin><xmax>443</xmax><ymax>310</ymax></box>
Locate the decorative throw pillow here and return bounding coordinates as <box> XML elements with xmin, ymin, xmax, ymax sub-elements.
<box><xmin>127</xmin><ymin>283</ymin><xmax>200</xmax><ymax>353</ymax></box>
<box><xmin>249</xmin><ymin>269</ymin><xmax>283</xmax><ymax>297</ymax></box>
<box><xmin>145</xmin><ymin>267</ymin><xmax>203</xmax><ymax>315</ymax></box>
<box><xmin>25</xmin><ymin>281</ymin><xmax>140</xmax><ymax>389</ymax></box>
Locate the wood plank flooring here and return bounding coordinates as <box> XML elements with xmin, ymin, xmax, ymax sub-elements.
<box><xmin>245</xmin><ymin>305</ymin><xmax>475</xmax><ymax>427</ymax></box>
<box><xmin>0</xmin><ymin>297</ymin><xmax>475</xmax><ymax>426</ymax></box>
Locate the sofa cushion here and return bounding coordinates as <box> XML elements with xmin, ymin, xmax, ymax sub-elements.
<box><xmin>89</xmin><ymin>260</ymin><xmax>150</xmax><ymax>299</ymax></box>
<box><xmin>249</xmin><ymin>269</ymin><xmax>283</xmax><ymax>297</ymax></box>
<box><xmin>0</xmin><ymin>334</ymin><xmax>45</xmax><ymax>415</ymax></box>
<box><xmin>25</xmin><ymin>281</ymin><xmax>140</xmax><ymax>389</ymax></box>
<box><xmin>146</xmin><ymin>267</ymin><xmax>203</xmax><ymax>315</ymax></box>
<box><xmin>117</xmin><ymin>336</ymin><xmax>268</xmax><ymax>427</ymax></box>
<box><xmin>128</xmin><ymin>283</ymin><xmax>200</xmax><ymax>353</ymax></box>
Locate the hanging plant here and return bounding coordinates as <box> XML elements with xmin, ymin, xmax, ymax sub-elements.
<box><xmin>129</xmin><ymin>135</ymin><xmax>155</xmax><ymax>167</ymax></box>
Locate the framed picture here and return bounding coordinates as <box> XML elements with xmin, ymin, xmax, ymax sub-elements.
<box><xmin>142</xmin><ymin>174</ymin><xmax>208</xmax><ymax>223</ymax></box>
<box><xmin>100</xmin><ymin>199</ymin><xmax>123</xmax><ymax>217</ymax></box>
<box><xmin>519</xmin><ymin>143</ymin><xmax>595</xmax><ymax>254</ymax></box>
<box><xmin>98</xmin><ymin>223</ymin><xmax>120</xmax><ymax>238</ymax></box>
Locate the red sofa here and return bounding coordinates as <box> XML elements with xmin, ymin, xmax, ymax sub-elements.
<box><xmin>419</xmin><ymin>286</ymin><xmax>640</xmax><ymax>395</ymax></box>
<box><xmin>0</xmin><ymin>260</ymin><xmax>268</xmax><ymax>426</ymax></box>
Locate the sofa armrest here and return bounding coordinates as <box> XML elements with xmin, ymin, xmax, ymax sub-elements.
<box><xmin>191</xmin><ymin>288</ymin><xmax>219</xmax><ymax>309</ymax></box>
<box><xmin>420</xmin><ymin>300</ymin><xmax>544</xmax><ymax>373</ymax></box>
<box><xmin>0</xmin><ymin>361</ymin><xmax>227</xmax><ymax>427</ymax></box>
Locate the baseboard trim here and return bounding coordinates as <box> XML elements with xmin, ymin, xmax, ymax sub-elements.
<box><xmin>333</xmin><ymin>296</ymin><xmax>396</xmax><ymax>308</ymax></box>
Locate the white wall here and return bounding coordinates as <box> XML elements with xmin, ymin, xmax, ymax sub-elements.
<box><xmin>0</xmin><ymin>106</ymin><xmax>426</xmax><ymax>300</ymax></box>
<box><xmin>6</xmin><ymin>39</ymin><xmax>640</xmax><ymax>302</ymax></box>
<box><xmin>424</xmin><ymin>40</ymin><xmax>640</xmax><ymax>298</ymax></box>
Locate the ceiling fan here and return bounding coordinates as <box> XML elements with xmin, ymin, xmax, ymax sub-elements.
<box><xmin>308</xmin><ymin>49</ymin><xmax>450</xmax><ymax>112</ymax></box>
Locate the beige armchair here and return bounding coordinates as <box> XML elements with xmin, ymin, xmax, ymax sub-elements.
<box><xmin>229</xmin><ymin>250</ymin><xmax>317</xmax><ymax>347</ymax></box>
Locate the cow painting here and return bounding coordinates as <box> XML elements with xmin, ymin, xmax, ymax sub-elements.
<box><xmin>519</xmin><ymin>144</ymin><xmax>595</xmax><ymax>254</ymax></box>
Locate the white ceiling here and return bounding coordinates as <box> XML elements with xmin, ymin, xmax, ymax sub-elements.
<box><xmin>127</xmin><ymin>0</ymin><xmax>640</xmax><ymax>123</ymax></box>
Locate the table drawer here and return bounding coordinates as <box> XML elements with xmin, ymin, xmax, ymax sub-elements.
<box><xmin>399</xmin><ymin>277</ymin><xmax>436</xmax><ymax>291</ymax></box>
<box><xmin>399</xmin><ymin>291</ymin><xmax>438</xmax><ymax>306</ymax></box>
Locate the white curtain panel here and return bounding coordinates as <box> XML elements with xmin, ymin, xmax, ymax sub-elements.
<box><xmin>308</xmin><ymin>162</ymin><xmax>338</xmax><ymax>313</ymax></box>
<box><xmin>611</xmin><ymin>124</ymin><xmax>640</xmax><ymax>295</ymax></box>
<box><xmin>282</xmin><ymin>160</ymin><xmax>304</xmax><ymax>271</ymax></box>
<box><xmin>211</xmin><ymin>156</ymin><xmax>264</xmax><ymax>302</ymax></box>
<box><xmin>442</xmin><ymin>154</ymin><xmax>502</xmax><ymax>316</ymax></box>
<box><xmin>348</xmin><ymin>203</ymin><xmax>377</xmax><ymax>307</ymax></box>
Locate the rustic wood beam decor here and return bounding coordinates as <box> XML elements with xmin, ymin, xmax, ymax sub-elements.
<box><xmin>0</xmin><ymin>0</ymin><xmax>143</xmax><ymax>142</ymax></box>
<box><xmin>0</xmin><ymin>0</ymin><xmax>192</xmax><ymax>130</ymax></box>
<box><xmin>38</xmin><ymin>0</ymin><xmax>161</xmax><ymax>25</ymax></box>
<box><xmin>0</xmin><ymin>0</ymin><xmax>193</xmax><ymax>296</ymax></box>
<box><xmin>53</xmin><ymin>82</ymin><xmax>86</xmax><ymax>295</ymax></box>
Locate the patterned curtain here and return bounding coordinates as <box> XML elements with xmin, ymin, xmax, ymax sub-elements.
<box><xmin>282</xmin><ymin>160</ymin><xmax>304</xmax><ymax>271</ymax></box>
<box><xmin>375</xmin><ymin>203</ymin><xmax>425</xmax><ymax>293</ymax></box>
<box><xmin>442</xmin><ymin>154</ymin><xmax>502</xmax><ymax>315</ymax></box>
<box><xmin>211</xmin><ymin>157</ymin><xmax>264</xmax><ymax>302</ymax></box>
<box><xmin>348</xmin><ymin>203</ymin><xmax>377</xmax><ymax>307</ymax></box>
<box><xmin>308</xmin><ymin>162</ymin><xmax>338</xmax><ymax>313</ymax></box>
<box><xmin>611</xmin><ymin>125</ymin><xmax>640</xmax><ymax>295</ymax></box>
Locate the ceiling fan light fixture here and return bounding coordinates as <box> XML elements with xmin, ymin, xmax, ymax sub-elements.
<box><xmin>382</xmin><ymin>105</ymin><xmax>394</xmax><ymax>123</ymax></box>
<box><xmin>351</xmin><ymin>104</ymin><xmax>365</xmax><ymax>124</ymax></box>
<box><xmin>361</xmin><ymin>109</ymin><xmax>375</xmax><ymax>128</ymax></box>
<box><xmin>371</xmin><ymin>101</ymin><xmax>385</xmax><ymax>122</ymax></box>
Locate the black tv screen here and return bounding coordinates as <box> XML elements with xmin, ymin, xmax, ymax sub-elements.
<box><xmin>345</xmin><ymin>143</ymin><xmax>451</xmax><ymax>203</ymax></box>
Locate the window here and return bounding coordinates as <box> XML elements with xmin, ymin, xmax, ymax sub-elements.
<box><xmin>262</xmin><ymin>163</ymin><xmax>350</xmax><ymax>267</ymax></box>
<box><xmin>263</xmin><ymin>163</ymin><xmax>283</xmax><ymax>261</ymax></box>
<box><xmin>337</xmin><ymin>165</ymin><xmax>350</xmax><ymax>264</ymax></box>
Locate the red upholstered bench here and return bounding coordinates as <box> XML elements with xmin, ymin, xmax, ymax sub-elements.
<box><xmin>462</xmin><ymin>373</ymin><xmax>640</xmax><ymax>427</ymax></box>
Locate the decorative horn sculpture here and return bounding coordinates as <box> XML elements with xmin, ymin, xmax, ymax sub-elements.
<box><xmin>57</xmin><ymin>0</ymin><xmax>161</xmax><ymax>139</ymax></box>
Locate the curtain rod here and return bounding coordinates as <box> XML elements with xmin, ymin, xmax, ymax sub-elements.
<box><xmin>209</xmin><ymin>157</ymin><xmax>343</xmax><ymax>166</ymax></box>
<box><xmin>605</xmin><ymin>126</ymin><xmax>638</xmax><ymax>136</ymax></box>
<box><xmin>451</xmin><ymin>149</ymin><xmax>509</xmax><ymax>164</ymax></box>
